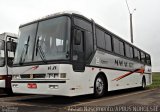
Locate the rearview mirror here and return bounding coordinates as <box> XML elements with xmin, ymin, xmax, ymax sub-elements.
<box><xmin>75</xmin><ymin>30</ymin><xmax>82</xmax><ymax>45</ymax></box>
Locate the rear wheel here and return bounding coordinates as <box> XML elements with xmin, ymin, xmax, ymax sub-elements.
<box><xmin>94</xmin><ymin>75</ymin><xmax>107</xmax><ymax>98</ymax></box>
<box><xmin>141</xmin><ymin>78</ymin><xmax>146</xmax><ymax>89</ymax></box>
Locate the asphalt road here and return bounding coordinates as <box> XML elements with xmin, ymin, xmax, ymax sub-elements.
<box><xmin>0</xmin><ymin>88</ymin><xmax>159</xmax><ymax>112</ymax></box>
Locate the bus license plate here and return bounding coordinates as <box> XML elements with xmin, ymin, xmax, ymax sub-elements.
<box><xmin>27</xmin><ymin>83</ymin><xmax>37</xmax><ymax>89</ymax></box>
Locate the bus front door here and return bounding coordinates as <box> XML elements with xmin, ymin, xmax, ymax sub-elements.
<box><xmin>72</xmin><ymin>29</ymin><xmax>85</xmax><ymax>72</ymax></box>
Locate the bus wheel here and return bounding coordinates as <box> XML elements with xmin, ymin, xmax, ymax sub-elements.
<box><xmin>94</xmin><ymin>75</ymin><xmax>106</xmax><ymax>98</ymax></box>
<box><xmin>141</xmin><ymin>78</ymin><xmax>146</xmax><ymax>89</ymax></box>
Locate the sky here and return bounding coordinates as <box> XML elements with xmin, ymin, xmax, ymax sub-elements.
<box><xmin>0</xmin><ymin>0</ymin><xmax>160</xmax><ymax>71</ymax></box>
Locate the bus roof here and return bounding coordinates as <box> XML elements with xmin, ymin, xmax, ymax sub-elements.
<box><xmin>19</xmin><ymin>11</ymin><xmax>91</xmax><ymax>28</ymax></box>
<box><xmin>0</xmin><ymin>32</ymin><xmax>18</xmax><ymax>40</ymax></box>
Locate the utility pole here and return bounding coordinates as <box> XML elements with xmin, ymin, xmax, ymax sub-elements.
<box><xmin>130</xmin><ymin>13</ymin><xmax>133</xmax><ymax>43</ymax></box>
<box><xmin>125</xmin><ymin>0</ymin><xmax>136</xmax><ymax>43</ymax></box>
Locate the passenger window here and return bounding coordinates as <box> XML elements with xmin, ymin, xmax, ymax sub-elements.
<box><xmin>96</xmin><ymin>28</ymin><xmax>105</xmax><ymax>49</ymax></box>
<box><xmin>0</xmin><ymin>40</ymin><xmax>5</xmax><ymax>67</ymax></box>
<box><xmin>113</xmin><ymin>37</ymin><xmax>119</xmax><ymax>54</ymax></box>
<box><xmin>125</xmin><ymin>44</ymin><xmax>130</xmax><ymax>58</ymax></box>
<box><xmin>141</xmin><ymin>52</ymin><xmax>146</xmax><ymax>63</ymax></box>
<box><xmin>137</xmin><ymin>50</ymin><xmax>140</xmax><ymax>60</ymax></box>
<box><xmin>134</xmin><ymin>48</ymin><xmax>140</xmax><ymax>61</ymax></box>
<box><xmin>73</xmin><ymin>29</ymin><xmax>83</xmax><ymax>52</ymax></box>
<box><xmin>104</xmin><ymin>33</ymin><xmax>112</xmax><ymax>51</ymax></box>
<box><xmin>130</xmin><ymin>46</ymin><xmax>133</xmax><ymax>58</ymax></box>
<box><xmin>125</xmin><ymin>43</ymin><xmax>133</xmax><ymax>58</ymax></box>
<box><xmin>85</xmin><ymin>31</ymin><xmax>93</xmax><ymax>60</ymax></box>
<box><xmin>119</xmin><ymin>41</ymin><xmax>125</xmax><ymax>56</ymax></box>
<box><xmin>146</xmin><ymin>54</ymin><xmax>151</xmax><ymax>65</ymax></box>
<box><xmin>7</xmin><ymin>39</ymin><xmax>17</xmax><ymax>67</ymax></box>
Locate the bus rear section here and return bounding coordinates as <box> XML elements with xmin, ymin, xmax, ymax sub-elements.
<box><xmin>0</xmin><ymin>32</ymin><xmax>18</xmax><ymax>95</ymax></box>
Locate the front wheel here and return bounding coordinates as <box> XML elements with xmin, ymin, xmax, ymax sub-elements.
<box><xmin>94</xmin><ymin>75</ymin><xmax>107</xmax><ymax>98</ymax></box>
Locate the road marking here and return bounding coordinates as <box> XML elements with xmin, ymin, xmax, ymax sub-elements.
<box><xmin>67</xmin><ymin>88</ymin><xmax>157</xmax><ymax>107</ymax></box>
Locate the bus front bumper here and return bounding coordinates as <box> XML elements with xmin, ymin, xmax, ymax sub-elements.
<box><xmin>11</xmin><ymin>80</ymin><xmax>74</xmax><ymax>96</ymax></box>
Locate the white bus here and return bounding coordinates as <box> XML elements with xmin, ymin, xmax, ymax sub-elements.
<box><xmin>11</xmin><ymin>12</ymin><xmax>152</xmax><ymax>97</ymax></box>
<box><xmin>0</xmin><ymin>32</ymin><xmax>18</xmax><ymax>95</ymax></box>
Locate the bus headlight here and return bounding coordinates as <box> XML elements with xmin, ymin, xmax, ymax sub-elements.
<box><xmin>12</xmin><ymin>75</ymin><xmax>20</xmax><ymax>79</ymax></box>
<box><xmin>48</xmin><ymin>73</ymin><xmax>59</xmax><ymax>78</ymax></box>
<box><xmin>54</xmin><ymin>73</ymin><xmax>59</xmax><ymax>78</ymax></box>
<box><xmin>48</xmin><ymin>73</ymin><xmax>66</xmax><ymax>79</ymax></box>
<box><xmin>60</xmin><ymin>73</ymin><xmax>66</xmax><ymax>78</ymax></box>
<box><xmin>48</xmin><ymin>73</ymin><xmax>54</xmax><ymax>78</ymax></box>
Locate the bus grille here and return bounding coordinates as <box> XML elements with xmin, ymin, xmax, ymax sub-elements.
<box><xmin>21</xmin><ymin>74</ymin><xmax>30</xmax><ymax>78</ymax></box>
<box><xmin>20</xmin><ymin>74</ymin><xmax>46</xmax><ymax>79</ymax></box>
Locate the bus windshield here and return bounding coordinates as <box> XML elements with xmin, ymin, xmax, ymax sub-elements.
<box><xmin>0</xmin><ymin>40</ymin><xmax>5</xmax><ymax>67</ymax></box>
<box><xmin>14</xmin><ymin>16</ymin><xmax>71</xmax><ymax>65</ymax></box>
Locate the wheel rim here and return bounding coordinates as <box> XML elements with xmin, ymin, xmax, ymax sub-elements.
<box><xmin>96</xmin><ymin>77</ymin><xmax>104</xmax><ymax>95</ymax></box>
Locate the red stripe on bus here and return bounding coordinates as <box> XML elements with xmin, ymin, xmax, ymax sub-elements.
<box><xmin>112</xmin><ymin>68</ymin><xmax>144</xmax><ymax>81</ymax></box>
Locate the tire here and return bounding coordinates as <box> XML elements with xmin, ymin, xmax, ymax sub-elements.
<box><xmin>94</xmin><ymin>75</ymin><xmax>107</xmax><ymax>98</ymax></box>
<box><xmin>141</xmin><ymin>78</ymin><xmax>146</xmax><ymax>89</ymax></box>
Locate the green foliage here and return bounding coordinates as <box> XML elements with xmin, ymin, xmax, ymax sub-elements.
<box><xmin>148</xmin><ymin>72</ymin><xmax>160</xmax><ymax>89</ymax></box>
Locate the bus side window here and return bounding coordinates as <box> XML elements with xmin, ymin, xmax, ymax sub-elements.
<box><xmin>7</xmin><ymin>41</ymin><xmax>17</xmax><ymax>66</ymax></box>
<box><xmin>119</xmin><ymin>41</ymin><xmax>125</xmax><ymax>56</ymax></box>
<box><xmin>125</xmin><ymin>44</ymin><xmax>133</xmax><ymax>58</ymax></box>
<box><xmin>96</xmin><ymin>28</ymin><xmax>105</xmax><ymax>49</ymax></box>
<box><xmin>125</xmin><ymin>43</ymin><xmax>130</xmax><ymax>58</ymax></box>
<box><xmin>134</xmin><ymin>48</ymin><xmax>140</xmax><ymax>61</ymax></box>
<box><xmin>146</xmin><ymin>54</ymin><xmax>151</xmax><ymax>65</ymax></box>
<box><xmin>137</xmin><ymin>50</ymin><xmax>141</xmax><ymax>61</ymax></box>
<box><xmin>85</xmin><ymin>31</ymin><xmax>93</xmax><ymax>61</ymax></box>
<box><xmin>73</xmin><ymin>16</ymin><xmax>94</xmax><ymax>61</ymax></box>
<box><xmin>130</xmin><ymin>46</ymin><xmax>134</xmax><ymax>58</ymax></box>
<box><xmin>74</xmin><ymin>29</ymin><xmax>84</xmax><ymax>53</ymax></box>
<box><xmin>0</xmin><ymin>40</ymin><xmax>5</xmax><ymax>67</ymax></box>
<box><xmin>105</xmin><ymin>33</ymin><xmax>112</xmax><ymax>51</ymax></box>
<box><xmin>141</xmin><ymin>52</ymin><xmax>146</xmax><ymax>63</ymax></box>
<box><xmin>113</xmin><ymin>37</ymin><xmax>120</xmax><ymax>54</ymax></box>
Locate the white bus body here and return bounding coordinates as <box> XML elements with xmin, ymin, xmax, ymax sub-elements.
<box><xmin>0</xmin><ymin>32</ymin><xmax>18</xmax><ymax>95</ymax></box>
<box><xmin>11</xmin><ymin>12</ymin><xmax>152</xmax><ymax>97</ymax></box>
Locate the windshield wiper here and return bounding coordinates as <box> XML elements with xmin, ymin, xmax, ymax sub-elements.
<box><xmin>36</xmin><ymin>36</ymin><xmax>47</xmax><ymax>64</ymax></box>
<box><xmin>19</xmin><ymin>36</ymin><xmax>30</xmax><ymax>65</ymax></box>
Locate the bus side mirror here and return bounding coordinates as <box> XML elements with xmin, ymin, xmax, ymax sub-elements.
<box><xmin>74</xmin><ymin>30</ymin><xmax>82</xmax><ymax>45</ymax></box>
